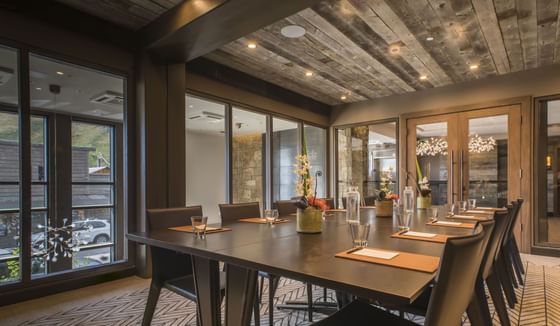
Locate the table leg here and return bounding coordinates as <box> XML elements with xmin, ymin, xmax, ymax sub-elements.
<box><xmin>192</xmin><ymin>256</ymin><xmax>221</xmax><ymax>326</ymax></box>
<box><xmin>225</xmin><ymin>263</ymin><xmax>258</xmax><ymax>326</ymax></box>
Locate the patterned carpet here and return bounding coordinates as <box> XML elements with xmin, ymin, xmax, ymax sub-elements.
<box><xmin>18</xmin><ymin>262</ymin><xmax>560</xmax><ymax>325</ymax></box>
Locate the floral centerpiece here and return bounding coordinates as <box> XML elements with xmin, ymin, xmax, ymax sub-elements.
<box><xmin>293</xmin><ymin>141</ymin><xmax>328</xmax><ymax>233</ymax></box>
<box><xmin>375</xmin><ymin>169</ymin><xmax>399</xmax><ymax>217</ymax></box>
<box><xmin>415</xmin><ymin>158</ymin><xmax>432</xmax><ymax>208</ymax></box>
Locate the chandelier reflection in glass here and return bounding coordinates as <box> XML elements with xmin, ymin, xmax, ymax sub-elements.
<box><xmin>34</xmin><ymin>218</ymin><xmax>82</xmax><ymax>263</ymax></box>
<box><xmin>417</xmin><ymin>135</ymin><xmax>497</xmax><ymax>156</ymax></box>
<box><xmin>416</xmin><ymin>137</ymin><xmax>448</xmax><ymax>156</ymax></box>
<box><xmin>468</xmin><ymin>134</ymin><xmax>496</xmax><ymax>153</ymax></box>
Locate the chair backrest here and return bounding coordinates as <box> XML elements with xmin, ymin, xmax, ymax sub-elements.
<box><xmin>363</xmin><ymin>196</ymin><xmax>376</xmax><ymax>206</ymax></box>
<box><xmin>480</xmin><ymin>210</ymin><xmax>510</xmax><ymax>279</ymax></box>
<box><xmin>507</xmin><ymin>199</ymin><xmax>523</xmax><ymax>242</ymax></box>
<box><xmin>219</xmin><ymin>202</ymin><xmax>260</xmax><ymax>224</ymax></box>
<box><xmin>147</xmin><ymin>206</ymin><xmax>203</xmax><ymax>231</ymax></box>
<box><xmin>274</xmin><ymin>200</ymin><xmax>298</xmax><ymax>216</ymax></box>
<box><xmin>501</xmin><ymin>200</ymin><xmax>521</xmax><ymax>248</ymax></box>
<box><xmin>424</xmin><ymin>228</ymin><xmax>487</xmax><ymax>326</ymax></box>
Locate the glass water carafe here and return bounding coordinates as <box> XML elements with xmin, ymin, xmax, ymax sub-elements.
<box><xmin>346</xmin><ymin>186</ymin><xmax>360</xmax><ymax>223</ymax></box>
<box><xmin>403</xmin><ymin>186</ymin><xmax>415</xmax><ymax>214</ymax></box>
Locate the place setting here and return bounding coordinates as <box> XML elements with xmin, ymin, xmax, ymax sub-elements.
<box><xmin>168</xmin><ymin>216</ymin><xmax>232</xmax><ymax>238</ymax></box>
<box><xmin>425</xmin><ymin>206</ymin><xmax>476</xmax><ymax>229</ymax></box>
<box><xmin>238</xmin><ymin>209</ymin><xmax>290</xmax><ymax>225</ymax></box>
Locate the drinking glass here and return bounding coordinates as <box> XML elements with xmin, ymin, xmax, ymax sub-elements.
<box><xmin>431</xmin><ymin>207</ymin><xmax>439</xmax><ymax>221</ymax></box>
<box><xmin>468</xmin><ymin>199</ymin><xmax>477</xmax><ymax>210</ymax></box>
<box><xmin>265</xmin><ymin>209</ymin><xmax>279</xmax><ymax>225</ymax></box>
<box><xmin>346</xmin><ymin>186</ymin><xmax>360</xmax><ymax>223</ymax></box>
<box><xmin>348</xmin><ymin>221</ymin><xmax>370</xmax><ymax>248</ymax></box>
<box><xmin>454</xmin><ymin>201</ymin><xmax>467</xmax><ymax>213</ymax></box>
<box><xmin>396</xmin><ymin>209</ymin><xmax>413</xmax><ymax>231</ymax></box>
<box><xmin>191</xmin><ymin>216</ymin><xmax>208</xmax><ymax>239</ymax></box>
<box><xmin>449</xmin><ymin>203</ymin><xmax>456</xmax><ymax>216</ymax></box>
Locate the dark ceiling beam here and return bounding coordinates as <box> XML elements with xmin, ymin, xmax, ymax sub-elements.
<box><xmin>142</xmin><ymin>0</ymin><xmax>325</xmax><ymax>62</ymax></box>
<box><xmin>187</xmin><ymin>58</ymin><xmax>331</xmax><ymax>115</ymax></box>
<box><xmin>0</xmin><ymin>0</ymin><xmax>137</xmax><ymax>51</ymax></box>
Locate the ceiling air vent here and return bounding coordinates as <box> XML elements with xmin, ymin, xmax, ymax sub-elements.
<box><xmin>90</xmin><ymin>91</ymin><xmax>124</xmax><ymax>106</ymax></box>
<box><xmin>188</xmin><ymin>111</ymin><xmax>224</xmax><ymax>122</ymax></box>
<box><xmin>0</xmin><ymin>66</ymin><xmax>14</xmax><ymax>85</ymax></box>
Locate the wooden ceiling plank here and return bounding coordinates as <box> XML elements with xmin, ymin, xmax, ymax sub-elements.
<box><xmin>363</xmin><ymin>0</ymin><xmax>453</xmax><ymax>86</ymax></box>
<box><xmin>128</xmin><ymin>0</ymin><xmax>168</xmax><ymax>16</ymax></box>
<box><xmin>515</xmin><ymin>0</ymin><xmax>538</xmax><ymax>69</ymax></box>
<box><xmin>286</xmin><ymin>13</ymin><xmax>396</xmax><ymax>98</ymax></box>
<box><xmin>226</xmin><ymin>38</ymin><xmax>368</xmax><ymax>103</ymax></box>
<box><xmin>253</xmin><ymin>18</ymin><xmax>388</xmax><ymax>99</ymax></box>
<box><xmin>56</xmin><ymin>0</ymin><xmax>147</xmax><ymax>29</ymax></box>
<box><xmin>149</xmin><ymin>0</ymin><xmax>181</xmax><ymax>8</ymax></box>
<box><xmin>298</xmin><ymin>7</ymin><xmax>415</xmax><ymax>94</ymax></box>
<box><xmin>313</xmin><ymin>1</ymin><xmax>432</xmax><ymax>91</ymax></box>
<box><xmin>470</xmin><ymin>0</ymin><xmax>512</xmax><ymax>73</ymax></box>
<box><xmin>97</xmin><ymin>0</ymin><xmax>154</xmax><ymax>22</ymax></box>
<box><xmin>446</xmin><ymin>0</ymin><xmax>498</xmax><ymax>78</ymax></box>
<box><xmin>555</xmin><ymin>1</ymin><xmax>560</xmax><ymax>63</ymax></box>
<box><xmin>383</xmin><ymin>0</ymin><xmax>467</xmax><ymax>83</ymax></box>
<box><xmin>536</xmin><ymin>0</ymin><xmax>559</xmax><ymax>66</ymax></box>
<box><xmin>205</xmin><ymin>51</ymin><xmax>341</xmax><ymax>105</ymax></box>
<box><xmin>493</xmin><ymin>0</ymin><xmax>524</xmax><ymax>72</ymax></box>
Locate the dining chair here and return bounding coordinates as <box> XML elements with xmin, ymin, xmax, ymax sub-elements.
<box><xmin>504</xmin><ymin>199</ymin><xmax>525</xmax><ymax>285</ymax></box>
<box><xmin>274</xmin><ymin>200</ymin><xmax>298</xmax><ymax>216</ymax></box>
<box><xmin>219</xmin><ymin>202</ymin><xmax>274</xmax><ymax>325</ymax></box>
<box><xmin>495</xmin><ymin>201</ymin><xmax>521</xmax><ymax>308</ymax></box>
<box><xmin>312</xmin><ymin>228</ymin><xmax>487</xmax><ymax>326</ymax></box>
<box><xmin>144</xmin><ymin>206</ymin><xmax>226</xmax><ymax>326</ymax></box>
<box><xmin>363</xmin><ymin>195</ymin><xmax>376</xmax><ymax>206</ymax></box>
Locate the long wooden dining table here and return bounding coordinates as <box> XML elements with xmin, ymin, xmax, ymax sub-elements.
<box><xmin>127</xmin><ymin>208</ymin><xmax>482</xmax><ymax>326</ymax></box>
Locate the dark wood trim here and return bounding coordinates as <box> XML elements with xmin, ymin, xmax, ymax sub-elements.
<box><xmin>143</xmin><ymin>0</ymin><xmax>324</xmax><ymax>62</ymax></box>
<box><xmin>226</xmin><ymin>103</ymin><xmax>233</xmax><ymax>204</ymax></box>
<box><xmin>115</xmin><ymin>124</ymin><xmax>125</xmax><ymax>261</ymax></box>
<box><xmin>186</xmin><ymin>58</ymin><xmax>331</xmax><ymax>115</ymax></box>
<box><xmin>19</xmin><ymin>48</ymin><xmax>32</xmax><ymax>282</ymax></box>
<box><xmin>0</xmin><ymin>0</ymin><xmax>138</xmax><ymax>51</ymax></box>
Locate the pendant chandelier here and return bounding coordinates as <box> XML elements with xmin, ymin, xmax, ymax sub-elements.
<box><xmin>416</xmin><ymin>137</ymin><xmax>448</xmax><ymax>156</ymax></box>
<box><xmin>468</xmin><ymin>134</ymin><xmax>496</xmax><ymax>153</ymax></box>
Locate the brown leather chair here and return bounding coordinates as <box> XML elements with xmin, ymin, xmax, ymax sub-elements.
<box><xmin>143</xmin><ymin>206</ymin><xmax>225</xmax><ymax>326</ymax></box>
<box><xmin>312</xmin><ymin>227</ymin><xmax>487</xmax><ymax>326</ymax></box>
<box><xmin>274</xmin><ymin>200</ymin><xmax>298</xmax><ymax>216</ymax></box>
<box><xmin>495</xmin><ymin>201</ymin><xmax>521</xmax><ymax>309</ymax></box>
<box><xmin>219</xmin><ymin>202</ymin><xmax>261</xmax><ymax>224</ymax></box>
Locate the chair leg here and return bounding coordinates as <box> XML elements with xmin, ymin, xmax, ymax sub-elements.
<box><xmin>496</xmin><ymin>253</ymin><xmax>517</xmax><ymax>308</ymax></box>
<box><xmin>259</xmin><ymin>276</ymin><xmax>265</xmax><ymax>303</ymax></box>
<box><xmin>323</xmin><ymin>287</ymin><xmax>328</xmax><ymax>301</ymax></box>
<box><xmin>487</xmin><ymin>272</ymin><xmax>511</xmax><ymax>326</ymax></box>
<box><xmin>503</xmin><ymin>250</ymin><xmax>519</xmax><ymax>289</ymax></box>
<box><xmin>306</xmin><ymin>283</ymin><xmax>314</xmax><ymax>322</ymax></box>
<box><xmin>509</xmin><ymin>239</ymin><xmax>525</xmax><ymax>285</ymax></box>
<box><xmin>269</xmin><ymin>276</ymin><xmax>279</xmax><ymax>326</ymax></box>
<box><xmin>142</xmin><ymin>281</ymin><xmax>162</xmax><ymax>326</ymax></box>
<box><xmin>253</xmin><ymin>286</ymin><xmax>261</xmax><ymax>326</ymax></box>
<box><xmin>467</xmin><ymin>278</ymin><xmax>492</xmax><ymax>326</ymax></box>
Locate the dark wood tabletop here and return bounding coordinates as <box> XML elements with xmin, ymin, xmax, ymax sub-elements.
<box><xmin>127</xmin><ymin>208</ymin><xmax>475</xmax><ymax>305</ymax></box>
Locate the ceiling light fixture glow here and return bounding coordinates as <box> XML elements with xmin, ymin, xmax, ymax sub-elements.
<box><xmin>426</xmin><ymin>36</ymin><xmax>434</xmax><ymax>41</ymax></box>
<box><xmin>341</xmin><ymin>95</ymin><xmax>347</xmax><ymax>100</ymax></box>
<box><xmin>389</xmin><ymin>44</ymin><xmax>400</xmax><ymax>54</ymax></box>
<box><xmin>56</xmin><ymin>71</ymin><xmax>64</xmax><ymax>75</ymax></box>
<box><xmin>247</xmin><ymin>43</ymin><xmax>257</xmax><ymax>49</ymax></box>
<box><xmin>420</xmin><ymin>75</ymin><xmax>428</xmax><ymax>80</ymax></box>
<box><xmin>281</xmin><ymin>25</ymin><xmax>306</xmax><ymax>38</ymax></box>
<box><xmin>35</xmin><ymin>87</ymin><xmax>42</xmax><ymax>91</ymax></box>
<box><xmin>305</xmin><ymin>71</ymin><xmax>313</xmax><ymax>77</ymax></box>
<box><xmin>469</xmin><ymin>64</ymin><xmax>479</xmax><ymax>70</ymax></box>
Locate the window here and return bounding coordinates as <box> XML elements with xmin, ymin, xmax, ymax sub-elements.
<box><xmin>336</xmin><ymin>121</ymin><xmax>397</xmax><ymax>208</ymax></box>
<box><xmin>185</xmin><ymin>95</ymin><xmax>226</xmax><ymax>223</ymax></box>
<box><xmin>272</xmin><ymin>117</ymin><xmax>299</xmax><ymax>201</ymax></box>
<box><xmin>232</xmin><ymin>107</ymin><xmax>267</xmax><ymax>205</ymax></box>
<box><xmin>0</xmin><ymin>45</ymin><xmax>20</xmax><ymax>284</ymax></box>
<box><xmin>305</xmin><ymin>124</ymin><xmax>327</xmax><ymax>198</ymax></box>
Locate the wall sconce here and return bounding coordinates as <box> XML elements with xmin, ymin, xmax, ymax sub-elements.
<box><xmin>546</xmin><ymin>155</ymin><xmax>552</xmax><ymax>169</ymax></box>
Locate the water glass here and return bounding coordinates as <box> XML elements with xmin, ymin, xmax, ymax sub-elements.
<box><xmin>396</xmin><ymin>210</ymin><xmax>413</xmax><ymax>231</ymax></box>
<box><xmin>348</xmin><ymin>221</ymin><xmax>370</xmax><ymax>248</ymax></box>
<box><xmin>468</xmin><ymin>199</ymin><xmax>477</xmax><ymax>210</ymax></box>
<box><xmin>431</xmin><ymin>207</ymin><xmax>439</xmax><ymax>221</ymax></box>
<box><xmin>264</xmin><ymin>209</ymin><xmax>279</xmax><ymax>225</ymax></box>
<box><xmin>190</xmin><ymin>216</ymin><xmax>208</xmax><ymax>239</ymax></box>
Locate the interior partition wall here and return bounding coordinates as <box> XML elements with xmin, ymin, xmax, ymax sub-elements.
<box><xmin>0</xmin><ymin>42</ymin><xmax>131</xmax><ymax>299</ymax></box>
<box><xmin>185</xmin><ymin>92</ymin><xmax>329</xmax><ymax>215</ymax></box>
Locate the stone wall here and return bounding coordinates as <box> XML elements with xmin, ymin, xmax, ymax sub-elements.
<box><xmin>232</xmin><ymin>133</ymin><xmax>264</xmax><ymax>204</ymax></box>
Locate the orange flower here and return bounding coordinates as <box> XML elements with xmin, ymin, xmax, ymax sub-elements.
<box><xmin>307</xmin><ymin>196</ymin><xmax>329</xmax><ymax>211</ymax></box>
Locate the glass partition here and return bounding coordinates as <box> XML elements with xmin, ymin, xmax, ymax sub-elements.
<box><xmin>272</xmin><ymin>117</ymin><xmax>299</xmax><ymax>202</ymax></box>
<box><xmin>305</xmin><ymin>125</ymin><xmax>327</xmax><ymax>199</ymax></box>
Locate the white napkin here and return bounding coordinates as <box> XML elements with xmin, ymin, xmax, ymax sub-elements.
<box><xmin>353</xmin><ymin>248</ymin><xmax>399</xmax><ymax>260</ymax></box>
<box><xmin>434</xmin><ymin>221</ymin><xmax>462</xmax><ymax>226</ymax></box>
<box><xmin>404</xmin><ymin>231</ymin><xmax>437</xmax><ymax>238</ymax></box>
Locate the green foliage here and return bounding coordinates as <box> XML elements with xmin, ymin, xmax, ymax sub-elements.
<box><xmin>0</xmin><ymin>248</ymin><xmax>20</xmax><ymax>282</ymax></box>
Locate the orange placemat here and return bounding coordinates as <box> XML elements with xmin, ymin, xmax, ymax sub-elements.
<box><xmin>474</xmin><ymin>207</ymin><xmax>507</xmax><ymax>212</ymax></box>
<box><xmin>426</xmin><ymin>220</ymin><xmax>475</xmax><ymax>229</ymax></box>
<box><xmin>168</xmin><ymin>225</ymin><xmax>232</xmax><ymax>234</ymax></box>
<box><xmin>238</xmin><ymin>217</ymin><xmax>289</xmax><ymax>224</ymax></box>
<box><xmin>335</xmin><ymin>247</ymin><xmax>440</xmax><ymax>273</ymax></box>
<box><xmin>391</xmin><ymin>230</ymin><xmax>449</xmax><ymax>244</ymax></box>
<box><xmin>449</xmin><ymin>214</ymin><xmax>490</xmax><ymax>222</ymax></box>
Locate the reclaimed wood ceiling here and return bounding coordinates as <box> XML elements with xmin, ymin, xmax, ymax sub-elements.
<box><xmin>55</xmin><ymin>0</ymin><xmax>184</xmax><ymax>30</ymax></box>
<box><xmin>205</xmin><ymin>0</ymin><xmax>560</xmax><ymax>106</ymax></box>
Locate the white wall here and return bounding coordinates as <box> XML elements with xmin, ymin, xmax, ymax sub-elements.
<box><xmin>186</xmin><ymin>130</ymin><xmax>226</xmax><ymax>224</ymax></box>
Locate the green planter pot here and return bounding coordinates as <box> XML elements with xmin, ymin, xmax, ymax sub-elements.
<box><xmin>375</xmin><ymin>200</ymin><xmax>393</xmax><ymax>217</ymax></box>
<box><xmin>296</xmin><ymin>207</ymin><xmax>322</xmax><ymax>233</ymax></box>
<box><xmin>417</xmin><ymin>195</ymin><xmax>432</xmax><ymax>209</ymax></box>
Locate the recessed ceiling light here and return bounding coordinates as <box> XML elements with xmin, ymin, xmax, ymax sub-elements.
<box><xmin>389</xmin><ymin>44</ymin><xmax>400</xmax><ymax>54</ymax></box>
<box><xmin>35</xmin><ymin>87</ymin><xmax>42</xmax><ymax>91</ymax></box>
<box><xmin>189</xmin><ymin>105</ymin><xmax>193</xmax><ymax>108</ymax></box>
<box><xmin>247</xmin><ymin>43</ymin><xmax>257</xmax><ymax>49</ymax></box>
<box><xmin>426</xmin><ymin>36</ymin><xmax>434</xmax><ymax>41</ymax></box>
<box><xmin>305</xmin><ymin>71</ymin><xmax>313</xmax><ymax>77</ymax></box>
<box><xmin>341</xmin><ymin>95</ymin><xmax>347</xmax><ymax>100</ymax></box>
<box><xmin>281</xmin><ymin>25</ymin><xmax>306</xmax><ymax>38</ymax></box>
<box><xmin>420</xmin><ymin>75</ymin><xmax>428</xmax><ymax>80</ymax></box>
<box><xmin>469</xmin><ymin>64</ymin><xmax>479</xmax><ymax>70</ymax></box>
<box><xmin>56</xmin><ymin>71</ymin><xmax>64</xmax><ymax>75</ymax></box>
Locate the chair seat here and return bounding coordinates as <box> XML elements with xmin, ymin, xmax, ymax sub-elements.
<box><xmin>312</xmin><ymin>300</ymin><xmax>418</xmax><ymax>326</ymax></box>
<box><xmin>164</xmin><ymin>271</ymin><xmax>227</xmax><ymax>301</ymax></box>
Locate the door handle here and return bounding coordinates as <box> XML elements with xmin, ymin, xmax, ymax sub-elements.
<box><xmin>450</xmin><ymin>150</ymin><xmax>455</xmax><ymax>202</ymax></box>
<box><xmin>460</xmin><ymin>149</ymin><xmax>464</xmax><ymax>201</ymax></box>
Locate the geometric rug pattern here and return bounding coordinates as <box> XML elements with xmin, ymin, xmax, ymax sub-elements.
<box><xmin>18</xmin><ymin>262</ymin><xmax>558</xmax><ymax>325</ymax></box>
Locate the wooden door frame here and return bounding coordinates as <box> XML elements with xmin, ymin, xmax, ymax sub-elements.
<box><xmin>399</xmin><ymin>96</ymin><xmax>532</xmax><ymax>253</ymax></box>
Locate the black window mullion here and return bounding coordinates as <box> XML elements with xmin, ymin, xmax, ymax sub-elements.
<box><xmin>19</xmin><ymin>49</ymin><xmax>32</xmax><ymax>283</ymax></box>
